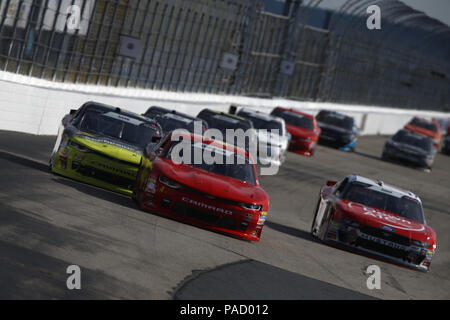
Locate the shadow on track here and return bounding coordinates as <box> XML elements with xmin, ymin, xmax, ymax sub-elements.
<box><xmin>353</xmin><ymin>151</ymin><xmax>381</xmax><ymax>161</ymax></box>
<box><xmin>265</xmin><ymin>220</ymin><xmax>317</xmax><ymax>243</ymax></box>
<box><xmin>51</xmin><ymin>177</ymin><xmax>137</xmax><ymax>211</ymax></box>
<box><xmin>173</xmin><ymin>259</ymin><xmax>378</xmax><ymax>300</ymax></box>
<box><xmin>0</xmin><ymin>239</ymin><xmax>141</xmax><ymax>299</ymax></box>
<box><xmin>0</xmin><ymin>149</ymin><xmax>49</xmax><ymax>172</ymax></box>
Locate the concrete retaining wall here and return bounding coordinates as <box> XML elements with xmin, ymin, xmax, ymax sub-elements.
<box><xmin>1</xmin><ymin>71</ymin><xmax>448</xmax><ymax>136</ymax></box>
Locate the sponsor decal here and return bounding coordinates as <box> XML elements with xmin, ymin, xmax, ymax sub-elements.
<box><xmin>257</xmin><ymin>211</ymin><xmax>267</xmax><ymax>225</ymax></box>
<box><xmin>359</xmin><ymin>232</ymin><xmax>407</xmax><ymax>250</ymax></box>
<box><xmin>145</xmin><ymin>178</ymin><xmax>156</xmax><ymax>194</ymax></box>
<box><xmin>90</xmin><ymin>161</ymin><xmax>136</xmax><ymax>177</ymax></box>
<box><xmin>380</xmin><ymin>225</ymin><xmax>395</xmax><ymax>232</ymax></box>
<box><xmin>60</xmin><ymin>146</ymin><xmax>69</xmax><ymax>157</ymax></box>
<box><xmin>80</xmin><ymin>135</ymin><xmax>141</xmax><ymax>153</ymax></box>
<box><xmin>59</xmin><ymin>147</ymin><xmax>69</xmax><ymax>170</ymax></box>
<box><xmin>348</xmin><ymin>202</ymin><xmax>425</xmax><ymax>231</ymax></box>
<box><xmin>182</xmin><ymin>197</ymin><xmax>232</xmax><ymax>215</ymax></box>
<box><xmin>72</xmin><ymin>153</ymin><xmax>85</xmax><ymax>163</ymax></box>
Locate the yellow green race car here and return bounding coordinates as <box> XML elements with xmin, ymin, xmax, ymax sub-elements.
<box><xmin>50</xmin><ymin>101</ymin><xmax>162</xmax><ymax>196</ymax></box>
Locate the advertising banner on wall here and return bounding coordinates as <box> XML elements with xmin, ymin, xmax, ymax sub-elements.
<box><xmin>0</xmin><ymin>0</ymin><xmax>33</xmax><ymax>29</ymax></box>
<box><xmin>118</xmin><ymin>35</ymin><xmax>143</xmax><ymax>60</ymax></box>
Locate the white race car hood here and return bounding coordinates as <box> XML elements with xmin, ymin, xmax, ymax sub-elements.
<box><xmin>256</xmin><ymin>130</ymin><xmax>288</xmax><ymax>149</ymax></box>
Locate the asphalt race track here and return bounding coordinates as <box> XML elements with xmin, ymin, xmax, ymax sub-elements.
<box><xmin>0</xmin><ymin>130</ymin><xmax>449</xmax><ymax>300</ymax></box>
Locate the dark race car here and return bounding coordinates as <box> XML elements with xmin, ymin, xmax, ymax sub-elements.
<box><xmin>316</xmin><ymin>110</ymin><xmax>359</xmax><ymax>151</ymax></box>
<box><xmin>197</xmin><ymin>109</ymin><xmax>256</xmax><ymax>151</ymax></box>
<box><xmin>134</xmin><ymin>131</ymin><xmax>269</xmax><ymax>241</ymax></box>
<box><xmin>50</xmin><ymin>102</ymin><xmax>162</xmax><ymax>195</ymax></box>
<box><xmin>154</xmin><ymin>111</ymin><xmax>208</xmax><ymax>134</ymax></box>
<box><xmin>311</xmin><ymin>174</ymin><xmax>437</xmax><ymax>271</ymax></box>
<box><xmin>50</xmin><ymin>101</ymin><xmax>162</xmax><ymax>195</ymax></box>
<box><xmin>382</xmin><ymin>129</ymin><xmax>436</xmax><ymax>170</ymax></box>
<box><xmin>143</xmin><ymin>106</ymin><xmax>172</xmax><ymax>119</ymax></box>
<box><xmin>270</xmin><ymin>107</ymin><xmax>321</xmax><ymax>157</ymax></box>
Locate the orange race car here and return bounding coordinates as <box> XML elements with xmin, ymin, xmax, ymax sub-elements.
<box><xmin>404</xmin><ymin>117</ymin><xmax>442</xmax><ymax>148</ymax></box>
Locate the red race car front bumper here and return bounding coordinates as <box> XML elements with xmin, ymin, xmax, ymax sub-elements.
<box><xmin>323</xmin><ymin>220</ymin><xmax>434</xmax><ymax>272</ymax></box>
<box><xmin>138</xmin><ymin>180</ymin><xmax>267</xmax><ymax>242</ymax></box>
<box><xmin>288</xmin><ymin>138</ymin><xmax>316</xmax><ymax>157</ymax></box>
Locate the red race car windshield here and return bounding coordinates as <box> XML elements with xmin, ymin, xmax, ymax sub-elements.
<box><xmin>167</xmin><ymin>141</ymin><xmax>256</xmax><ymax>185</ymax></box>
<box><xmin>342</xmin><ymin>182</ymin><xmax>425</xmax><ymax>224</ymax></box>
<box><xmin>280</xmin><ymin>111</ymin><xmax>313</xmax><ymax>130</ymax></box>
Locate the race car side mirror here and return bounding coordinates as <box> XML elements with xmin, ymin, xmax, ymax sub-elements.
<box><xmin>62</xmin><ymin>114</ymin><xmax>71</xmax><ymax>126</ymax></box>
<box><xmin>69</xmin><ymin>109</ymin><xmax>77</xmax><ymax>115</ymax></box>
<box><xmin>326</xmin><ymin>180</ymin><xmax>337</xmax><ymax>187</ymax></box>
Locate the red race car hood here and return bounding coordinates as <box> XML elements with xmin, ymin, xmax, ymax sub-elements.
<box><xmin>286</xmin><ymin>124</ymin><xmax>316</xmax><ymax>139</ymax></box>
<box><xmin>158</xmin><ymin>160</ymin><xmax>268</xmax><ymax>205</ymax></box>
<box><xmin>337</xmin><ymin>200</ymin><xmax>436</xmax><ymax>243</ymax></box>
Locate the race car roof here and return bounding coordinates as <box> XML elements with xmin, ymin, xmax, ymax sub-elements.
<box><xmin>349</xmin><ymin>174</ymin><xmax>420</xmax><ymax>202</ymax></box>
<box><xmin>274</xmin><ymin>107</ymin><xmax>314</xmax><ymax>119</ymax></box>
<box><xmin>144</xmin><ymin>106</ymin><xmax>171</xmax><ymax>115</ymax></box>
<box><xmin>317</xmin><ymin>110</ymin><xmax>353</xmax><ymax>120</ymax></box>
<box><xmin>83</xmin><ymin>101</ymin><xmax>160</xmax><ymax>126</ymax></box>
<box><xmin>199</xmin><ymin>109</ymin><xmax>251</xmax><ymax>123</ymax></box>
<box><xmin>238</xmin><ymin>108</ymin><xmax>283</xmax><ymax>122</ymax></box>
<box><xmin>157</xmin><ymin>110</ymin><xmax>204</xmax><ymax>122</ymax></box>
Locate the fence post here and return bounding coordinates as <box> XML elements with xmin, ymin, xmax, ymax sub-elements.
<box><xmin>232</xmin><ymin>0</ymin><xmax>258</xmax><ymax>95</ymax></box>
<box><xmin>273</xmin><ymin>0</ymin><xmax>302</xmax><ymax>97</ymax></box>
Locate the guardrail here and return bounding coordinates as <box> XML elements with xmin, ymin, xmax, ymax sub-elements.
<box><xmin>1</xmin><ymin>70</ymin><xmax>448</xmax><ymax>136</ymax></box>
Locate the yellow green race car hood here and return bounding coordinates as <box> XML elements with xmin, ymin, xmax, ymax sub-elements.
<box><xmin>71</xmin><ymin>133</ymin><xmax>142</xmax><ymax>165</ymax></box>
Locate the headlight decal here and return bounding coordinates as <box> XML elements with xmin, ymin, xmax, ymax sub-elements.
<box><xmin>159</xmin><ymin>176</ymin><xmax>182</xmax><ymax>189</ymax></box>
<box><xmin>69</xmin><ymin>140</ymin><xmax>91</xmax><ymax>153</ymax></box>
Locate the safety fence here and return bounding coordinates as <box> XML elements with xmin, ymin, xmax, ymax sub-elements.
<box><xmin>0</xmin><ymin>0</ymin><xmax>449</xmax><ymax>111</ymax></box>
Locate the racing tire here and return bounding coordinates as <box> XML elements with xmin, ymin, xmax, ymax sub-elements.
<box><xmin>131</xmin><ymin>182</ymin><xmax>140</xmax><ymax>204</ymax></box>
<box><xmin>49</xmin><ymin>157</ymin><xmax>55</xmax><ymax>172</ymax></box>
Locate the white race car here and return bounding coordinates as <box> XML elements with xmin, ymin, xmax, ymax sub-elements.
<box><xmin>236</xmin><ymin>108</ymin><xmax>289</xmax><ymax>167</ymax></box>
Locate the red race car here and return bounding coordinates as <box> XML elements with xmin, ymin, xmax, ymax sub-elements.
<box><xmin>404</xmin><ymin>117</ymin><xmax>442</xmax><ymax>148</ymax></box>
<box><xmin>311</xmin><ymin>174</ymin><xmax>436</xmax><ymax>271</ymax></box>
<box><xmin>270</xmin><ymin>107</ymin><xmax>321</xmax><ymax>156</ymax></box>
<box><xmin>134</xmin><ymin>131</ymin><xmax>269</xmax><ymax>241</ymax></box>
